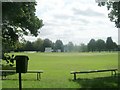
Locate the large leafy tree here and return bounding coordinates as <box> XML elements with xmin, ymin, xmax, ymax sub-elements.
<box><xmin>87</xmin><ymin>39</ymin><xmax>96</xmax><ymax>52</ymax></box>
<box><xmin>98</xmin><ymin>1</ymin><xmax>120</xmax><ymax>28</ymax></box>
<box><xmin>2</xmin><ymin>2</ymin><xmax>43</xmax><ymax>52</ymax></box>
<box><xmin>96</xmin><ymin>39</ymin><xmax>106</xmax><ymax>52</ymax></box>
<box><xmin>43</xmin><ymin>39</ymin><xmax>52</xmax><ymax>51</ymax></box>
<box><xmin>2</xmin><ymin>2</ymin><xmax>43</xmax><ymax>65</ymax></box>
<box><xmin>33</xmin><ymin>38</ymin><xmax>44</xmax><ymax>52</ymax></box>
<box><xmin>106</xmin><ymin>37</ymin><xmax>115</xmax><ymax>51</ymax></box>
<box><xmin>55</xmin><ymin>40</ymin><xmax>64</xmax><ymax>52</ymax></box>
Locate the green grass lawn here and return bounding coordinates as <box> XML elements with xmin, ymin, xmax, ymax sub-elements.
<box><xmin>2</xmin><ymin>52</ymin><xmax>118</xmax><ymax>88</ymax></box>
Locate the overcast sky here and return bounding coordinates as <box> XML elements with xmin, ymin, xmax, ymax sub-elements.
<box><xmin>25</xmin><ymin>0</ymin><xmax>118</xmax><ymax>45</ymax></box>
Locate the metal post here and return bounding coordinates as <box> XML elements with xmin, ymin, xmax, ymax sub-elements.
<box><xmin>114</xmin><ymin>70</ymin><xmax>116</xmax><ymax>76</ymax></box>
<box><xmin>37</xmin><ymin>73</ymin><xmax>38</xmax><ymax>80</ymax></box>
<box><xmin>19</xmin><ymin>73</ymin><xmax>22</xmax><ymax>90</ymax></box>
<box><xmin>74</xmin><ymin>73</ymin><xmax>76</xmax><ymax>80</ymax></box>
<box><xmin>111</xmin><ymin>71</ymin><xmax>113</xmax><ymax>76</ymax></box>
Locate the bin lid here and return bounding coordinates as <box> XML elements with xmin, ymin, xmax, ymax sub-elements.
<box><xmin>15</xmin><ymin>55</ymin><xmax>29</xmax><ymax>60</ymax></box>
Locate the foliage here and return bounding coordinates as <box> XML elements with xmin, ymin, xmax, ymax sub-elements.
<box><xmin>106</xmin><ymin>37</ymin><xmax>117</xmax><ymax>51</ymax></box>
<box><xmin>96</xmin><ymin>39</ymin><xmax>106</xmax><ymax>52</ymax></box>
<box><xmin>43</xmin><ymin>39</ymin><xmax>52</xmax><ymax>51</ymax></box>
<box><xmin>24</xmin><ymin>41</ymin><xmax>34</xmax><ymax>51</ymax></box>
<box><xmin>87</xmin><ymin>39</ymin><xmax>96</xmax><ymax>52</ymax></box>
<box><xmin>54</xmin><ymin>40</ymin><xmax>64</xmax><ymax>52</ymax></box>
<box><xmin>98</xmin><ymin>1</ymin><xmax>120</xmax><ymax>28</ymax></box>
<box><xmin>87</xmin><ymin>37</ymin><xmax>118</xmax><ymax>52</ymax></box>
<box><xmin>67</xmin><ymin>42</ymin><xmax>74</xmax><ymax>52</ymax></box>
<box><xmin>79</xmin><ymin>43</ymin><xmax>88</xmax><ymax>52</ymax></box>
<box><xmin>33</xmin><ymin>38</ymin><xmax>44</xmax><ymax>51</ymax></box>
<box><xmin>2</xmin><ymin>53</ymin><xmax>15</xmax><ymax>66</ymax></box>
<box><xmin>11</xmin><ymin>37</ymin><xmax>118</xmax><ymax>52</ymax></box>
<box><xmin>2</xmin><ymin>64</ymin><xmax>16</xmax><ymax>70</ymax></box>
<box><xmin>2</xmin><ymin>2</ymin><xmax>43</xmax><ymax>52</ymax></box>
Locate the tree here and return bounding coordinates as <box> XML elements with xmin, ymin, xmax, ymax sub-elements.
<box><xmin>67</xmin><ymin>42</ymin><xmax>74</xmax><ymax>52</ymax></box>
<box><xmin>2</xmin><ymin>2</ymin><xmax>43</xmax><ymax>65</ymax></box>
<box><xmin>87</xmin><ymin>39</ymin><xmax>96</xmax><ymax>52</ymax></box>
<box><xmin>112</xmin><ymin>42</ymin><xmax>118</xmax><ymax>51</ymax></box>
<box><xmin>43</xmin><ymin>39</ymin><xmax>52</xmax><ymax>51</ymax></box>
<box><xmin>106</xmin><ymin>37</ymin><xmax>114</xmax><ymax>51</ymax></box>
<box><xmin>98</xmin><ymin>1</ymin><xmax>120</xmax><ymax>28</ymax></box>
<box><xmin>13</xmin><ymin>41</ymin><xmax>25</xmax><ymax>52</ymax></box>
<box><xmin>54</xmin><ymin>40</ymin><xmax>64</xmax><ymax>52</ymax></box>
<box><xmin>33</xmin><ymin>38</ymin><xmax>44</xmax><ymax>52</ymax></box>
<box><xmin>80</xmin><ymin>43</ymin><xmax>88</xmax><ymax>52</ymax></box>
<box><xmin>24</xmin><ymin>41</ymin><xmax>34</xmax><ymax>51</ymax></box>
<box><xmin>2</xmin><ymin>2</ymin><xmax>43</xmax><ymax>52</ymax></box>
<box><xmin>96</xmin><ymin>39</ymin><xmax>106</xmax><ymax>52</ymax></box>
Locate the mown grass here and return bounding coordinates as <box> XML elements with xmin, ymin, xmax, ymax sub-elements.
<box><xmin>2</xmin><ymin>52</ymin><xmax>118</xmax><ymax>88</ymax></box>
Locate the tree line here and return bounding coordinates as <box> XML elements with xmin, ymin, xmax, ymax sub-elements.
<box><xmin>6</xmin><ymin>37</ymin><xmax>119</xmax><ymax>53</ymax></box>
<box><xmin>87</xmin><ymin>37</ymin><xmax>118</xmax><ymax>52</ymax></box>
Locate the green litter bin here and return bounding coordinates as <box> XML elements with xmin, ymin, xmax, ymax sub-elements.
<box><xmin>15</xmin><ymin>55</ymin><xmax>29</xmax><ymax>73</ymax></box>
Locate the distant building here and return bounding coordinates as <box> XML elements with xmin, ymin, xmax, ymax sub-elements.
<box><xmin>45</xmin><ymin>47</ymin><xmax>53</xmax><ymax>52</ymax></box>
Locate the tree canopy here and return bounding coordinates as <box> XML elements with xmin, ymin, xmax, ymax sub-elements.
<box><xmin>106</xmin><ymin>37</ymin><xmax>117</xmax><ymax>51</ymax></box>
<box><xmin>87</xmin><ymin>39</ymin><xmax>96</xmax><ymax>52</ymax></box>
<box><xmin>33</xmin><ymin>38</ymin><xmax>44</xmax><ymax>51</ymax></box>
<box><xmin>43</xmin><ymin>39</ymin><xmax>52</xmax><ymax>51</ymax></box>
<box><xmin>96</xmin><ymin>39</ymin><xmax>106</xmax><ymax>52</ymax></box>
<box><xmin>98</xmin><ymin>1</ymin><xmax>120</xmax><ymax>28</ymax></box>
<box><xmin>2</xmin><ymin>2</ymin><xmax>43</xmax><ymax>52</ymax></box>
<box><xmin>54</xmin><ymin>40</ymin><xmax>64</xmax><ymax>52</ymax></box>
<box><xmin>87</xmin><ymin>37</ymin><xmax>118</xmax><ymax>52</ymax></box>
<box><xmin>7</xmin><ymin>37</ymin><xmax>119</xmax><ymax>53</ymax></box>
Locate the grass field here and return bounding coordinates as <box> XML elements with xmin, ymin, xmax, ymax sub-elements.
<box><xmin>2</xmin><ymin>52</ymin><xmax>118</xmax><ymax>88</ymax></box>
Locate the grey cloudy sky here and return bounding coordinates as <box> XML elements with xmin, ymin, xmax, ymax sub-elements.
<box><xmin>25</xmin><ymin>0</ymin><xmax>118</xmax><ymax>45</ymax></box>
